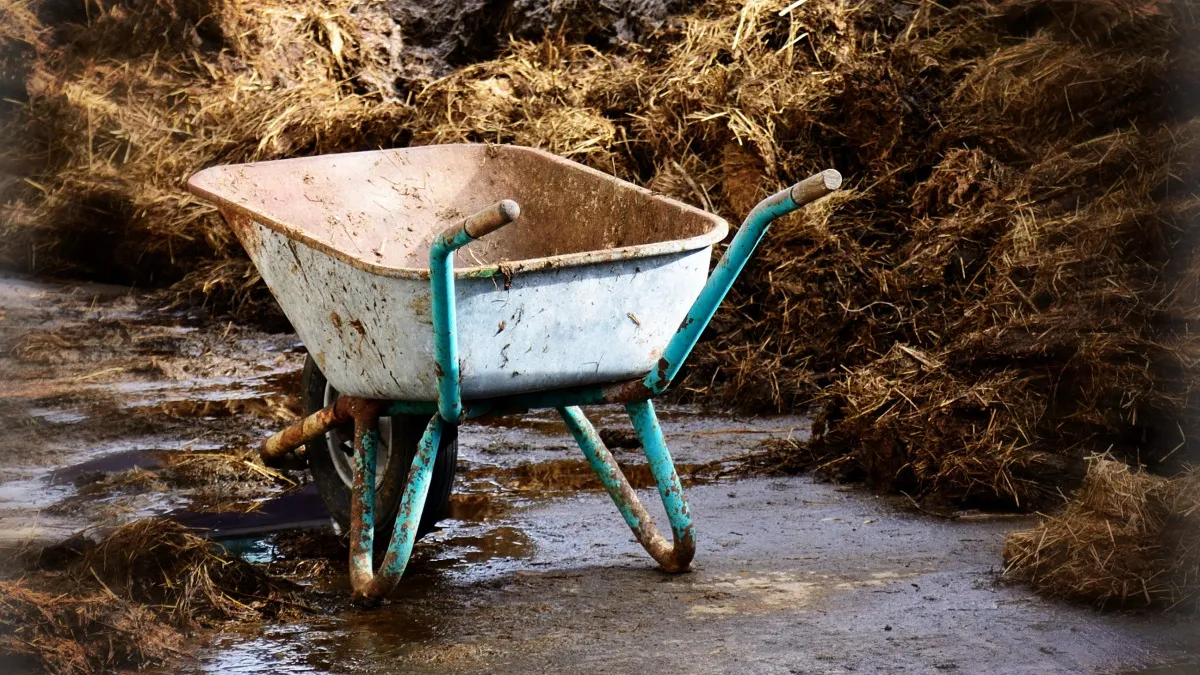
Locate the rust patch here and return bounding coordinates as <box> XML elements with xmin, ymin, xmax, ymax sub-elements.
<box><xmin>653</xmin><ymin>357</ymin><xmax>671</xmax><ymax>387</ymax></box>
<box><xmin>222</xmin><ymin>210</ymin><xmax>263</xmax><ymax>258</ymax></box>
<box><xmin>603</xmin><ymin>378</ymin><xmax>655</xmax><ymax>404</ymax></box>
<box><xmin>261</xmin><ymin>401</ymin><xmax>347</xmax><ymax>467</ymax></box>
<box><xmin>348</xmin><ymin>319</ymin><xmax>368</xmax><ymax>351</ymax></box>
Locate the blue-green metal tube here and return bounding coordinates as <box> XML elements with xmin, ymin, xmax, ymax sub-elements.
<box><xmin>349</xmin><ymin>425</ymin><xmax>379</xmax><ymax>583</ymax></box>
<box><xmin>429</xmin><ymin>200</ymin><xmax>520</xmax><ymax>422</ymax></box>
<box><xmin>645</xmin><ymin>170</ymin><xmax>841</xmax><ymax>394</ymax></box>
<box><xmin>627</xmin><ymin>399</ymin><xmax>692</xmax><ymax>546</ymax></box>
<box><xmin>383</xmin><ymin>400</ymin><xmax>440</xmax><ymax>417</ymax></box>
<box><xmin>377</xmin><ymin>416</ymin><xmax>443</xmax><ymax>579</ymax></box>
<box><xmin>558</xmin><ymin>405</ymin><xmax>694</xmax><ymax>572</ymax></box>
<box><xmin>645</xmin><ymin>191</ymin><xmax>797</xmax><ymax>394</ymax></box>
<box><xmin>430</xmin><ymin>231</ymin><xmax>472</xmax><ymax>422</ymax></box>
<box><xmin>560</xmin><ymin>406</ymin><xmax>643</xmax><ymax>532</ymax></box>
<box><xmin>349</xmin><ymin>413</ymin><xmax>445</xmax><ymax>602</ymax></box>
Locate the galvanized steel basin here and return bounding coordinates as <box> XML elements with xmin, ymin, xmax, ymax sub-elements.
<box><xmin>188</xmin><ymin>145</ymin><xmax>728</xmax><ymax>401</ymax></box>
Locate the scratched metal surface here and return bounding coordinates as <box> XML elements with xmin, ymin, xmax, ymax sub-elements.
<box><xmin>187</xmin><ymin>145</ymin><xmax>728</xmax><ymax>401</ymax></box>
<box><xmin>244</xmin><ymin>218</ymin><xmax>711</xmax><ymax>400</ymax></box>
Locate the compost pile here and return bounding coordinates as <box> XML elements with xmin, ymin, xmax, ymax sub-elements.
<box><xmin>1</xmin><ymin>0</ymin><xmax>1198</xmax><ymax>606</ymax></box>
<box><xmin>409</xmin><ymin>0</ymin><xmax>1199</xmax><ymax>512</ymax></box>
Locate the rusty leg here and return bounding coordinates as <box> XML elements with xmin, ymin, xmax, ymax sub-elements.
<box><xmin>558</xmin><ymin>403</ymin><xmax>695</xmax><ymax>573</ymax></box>
<box><xmin>348</xmin><ymin>399</ymin><xmax>446</xmax><ymax>604</ymax></box>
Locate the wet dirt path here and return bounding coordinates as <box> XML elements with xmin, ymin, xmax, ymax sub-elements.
<box><xmin>1</xmin><ymin>276</ymin><xmax>1197</xmax><ymax>674</ymax></box>
<box><xmin>0</xmin><ymin>276</ymin><xmax>304</xmax><ymax>548</ymax></box>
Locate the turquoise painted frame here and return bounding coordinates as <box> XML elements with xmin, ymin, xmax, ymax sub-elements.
<box><xmin>325</xmin><ymin>172</ymin><xmax>842</xmax><ymax>602</ymax></box>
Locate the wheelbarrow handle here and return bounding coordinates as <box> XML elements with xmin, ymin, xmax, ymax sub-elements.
<box><xmin>430</xmin><ymin>199</ymin><xmax>522</xmax><ymax>423</ymax></box>
<box><xmin>644</xmin><ymin>168</ymin><xmax>842</xmax><ymax>395</ymax></box>
<box><xmin>789</xmin><ymin>169</ymin><xmax>843</xmax><ymax>206</ymax></box>
<box><xmin>435</xmin><ymin>199</ymin><xmax>521</xmax><ymax>250</ymax></box>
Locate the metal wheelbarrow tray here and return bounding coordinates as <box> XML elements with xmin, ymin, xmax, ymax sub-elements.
<box><xmin>188</xmin><ymin>144</ymin><xmax>841</xmax><ymax>603</ymax></box>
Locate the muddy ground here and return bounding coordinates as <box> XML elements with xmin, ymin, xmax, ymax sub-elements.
<box><xmin>0</xmin><ymin>275</ymin><xmax>1197</xmax><ymax>674</ymax></box>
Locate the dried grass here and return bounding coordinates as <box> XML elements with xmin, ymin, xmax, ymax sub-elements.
<box><xmin>1</xmin><ymin>0</ymin><xmax>412</xmax><ymax>308</ymax></box>
<box><xmin>2</xmin><ymin>0</ymin><xmax>1197</xmax><ymax>511</ymax></box>
<box><xmin>401</xmin><ymin>0</ymin><xmax>1198</xmax><ymax>510</ymax></box>
<box><xmin>0</xmin><ymin>581</ymin><xmax>181</xmax><ymax>675</ymax></box>
<box><xmin>0</xmin><ymin>519</ymin><xmax>300</xmax><ymax>673</ymax></box>
<box><xmin>1004</xmin><ymin>457</ymin><xmax>1200</xmax><ymax>610</ymax></box>
<box><xmin>158</xmin><ymin>447</ymin><xmax>294</xmax><ymax>491</ymax></box>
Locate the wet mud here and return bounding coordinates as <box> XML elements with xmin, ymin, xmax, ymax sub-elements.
<box><xmin>0</xmin><ymin>276</ymin><xmax>304</xmax><ymax>543</ymax></box>
<box><xmin>1</xmin><ymin>275</ymin><xmax>1198</xmax><ymax>674</ymax></box>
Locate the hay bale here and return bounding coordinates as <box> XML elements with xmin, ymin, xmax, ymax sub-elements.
<box><xmin>1004</xmin><ymin>458</ymin><xmax>1200</xmax><ymax>609</ymax></box>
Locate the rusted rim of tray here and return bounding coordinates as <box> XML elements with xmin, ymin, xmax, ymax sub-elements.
<box><xmin>187</xmin><ymin>145</ymin><xmax>729</xmax><ymax>281</ymax></box>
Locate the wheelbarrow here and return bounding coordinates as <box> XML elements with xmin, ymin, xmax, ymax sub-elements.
<box><xmin>187</xmin><ymin>144</ymin><xmax>840</xmax><ymax>603</ymax></box>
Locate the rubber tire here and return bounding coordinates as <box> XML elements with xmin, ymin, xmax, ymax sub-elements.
<box><xmin>302</xmin><ymin>355</ymin><xmax>457</xmax><ymax>548</ymax></box>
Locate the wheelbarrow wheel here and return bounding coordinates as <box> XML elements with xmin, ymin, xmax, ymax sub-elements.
<box><xmin>302</xmin><ymin>355</ymin><xmax>457</xmax><ymax>550</ymax></box>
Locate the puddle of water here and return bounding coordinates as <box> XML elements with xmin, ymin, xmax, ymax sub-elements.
<box><xmin>445</xmin><ymin>491</ymin><xmax>514</xmax><ymax>522</ymax></box>
<box><xmin>169</xmin><ymin>483</ymin><xmax>331</xmax><ymax>539</ymax></box>
<box><xmin>194</xmin><ymin>623</ymin><xmax>355</xmax><ymax>675</ymax></box>
<box><xmin>461</xmin><ymin>458</ymin><xmax>705</xmax><ymax>494</ymax></box>
<box><xmin>48</xmin><ymin>448</ymin><xmax>165</xmax><ymax>485</ymax></box>
<box><xmin>220</xmin><ymin>534</ymin><xmax>281</xmax><ymax>565</ymax></box>
<box><xmin>0</xmin><ymin>475</ymin><xmax>73</xmax><ymax>511</ymax></box>
<box><xmin>26</xmin><ymin>407</ymin><xmax>88</xmax><ymax>424</ymax></box>
<box><xmin>432</xmin><ymin>525</ymin><xmax>534</xmax><ymax>565</ymax></box>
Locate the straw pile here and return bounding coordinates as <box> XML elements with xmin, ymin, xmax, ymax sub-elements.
<box><xmin>1</xmin><ymin>0</ymin><xmax>416</xmax><ymax>311</ymax></box>
<box><xmin>2</xmin><ymin>0</ymin><xmax>1196</xmax><ymax>509</ymax></box>
<box><xmin>1004</xmin><ymin>458</ymin><xmax>1200</xmax><ymax>610</ymax></box>
<box><xmin>0</xmin><ymin>520</ymin><xmax>297</xmax><ymax>673</ymax></box>
<box><xmin>0</xmin><ymin>581</ymin><xmax>180</xmax><ymax>674</ymax></box>
<box><xmin>408</xmin><ymin>0</ymin><xmax>1199</xmax><ymax>509</ymax></box>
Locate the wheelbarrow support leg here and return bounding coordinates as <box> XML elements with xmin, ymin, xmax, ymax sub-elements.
<box><xmin>348</xmin><ymin>405</ymin><xmax>445</xmax><ymax>603</ymax></box>
<box><xmin>348</xmin><ymin>200</ymin><xmax>522</xmax><ymax>603</ymax></box>
<box><xmin>559</xmin><ymin>402</ymin><xmax>695</xmax><ymax>572</ymax></box>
